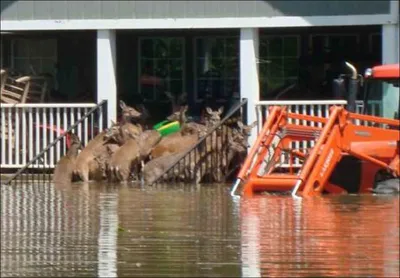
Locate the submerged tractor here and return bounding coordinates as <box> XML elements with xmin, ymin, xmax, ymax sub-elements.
<box><xmin>232</xmin><ymin>62</ymin><xmax>399</xmax><ymax>198</ymax></box>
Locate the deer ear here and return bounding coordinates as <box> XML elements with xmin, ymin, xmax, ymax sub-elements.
<box><xmin>205</xmin><ymin>107</ymin><xmax>213</xmax><ymax>115</ymax></box>
<box><xmin>218</xmin><ymin>106</ymin><xmax>224</xmax><ymax>115</ymax></box>
<box><xmin>250</xmin><ymin>121</ymin><xmax>258</xmax><ymax>128</ymax></box>
<box><xmin>110</xmin><ymin>119</ymin><xmax>117</xmax><ymax>126</ymax></box>
<box><xmin>119</xmin><ymin>100</ymin><xmax>126</xmax><ymax>109</ymax></box>
<box><xmin>237</xmin><ymin>121</ymin><xmax>244</xmax><ymax>129</ymax></box>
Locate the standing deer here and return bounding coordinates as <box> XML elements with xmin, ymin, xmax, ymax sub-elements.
<box><xmin>150</xmin><ymin>106</ymin><xmax>224</xmax><ymax>159</ymax></box>
<box><xmin>190</xmin><ymin>120</ymin><xmax>257</xmax><ymax>184</ymax></box>
<box><xmin>142</xmin><ymin>147</ymin><xmax>192</xmax><ymax>186</ymax></box>
<box><xmin>53</xmin><ymin>133</ymin><xmax>82</xmax><ymax>183</ymax></box>
<box><xmin>119</xmin><ymin>100</ymin><xmax>143</xmax><ymax>136</ymax></box>
<box><xmin>73</xmin><ymin>101</ymin><xmax>143</xmax><ymax>182</ymax></box>
<box><xmin>107</xmin><ymin>128</ymin><xmax>162</xmax><ymax>183</ymax></box>
<box><xmin>73</xmin><ymin>126</ymin><xmax>116</xmax><ymax>182</ymax></box>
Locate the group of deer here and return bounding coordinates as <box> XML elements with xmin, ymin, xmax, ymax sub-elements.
<box><xmin>53</xmin><ymin>92</ymin><xmax>256</xmax><ymax>186</ymax></box>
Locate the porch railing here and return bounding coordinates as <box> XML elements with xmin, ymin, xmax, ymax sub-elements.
<box><xmin>3</xmin><ymin>100</ymin><xmax>108</xmax><ymax>185</ymax></box>
<box><xmin>0</xmin><ymin>103</ymin><xmax>107</xmax><ymax>169</ymax></box>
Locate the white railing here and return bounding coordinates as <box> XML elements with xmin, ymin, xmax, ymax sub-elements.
<box><xmin>0</xmin><ymin>103</ymin><xmax>105</xmax><ymax>169</ymax></box>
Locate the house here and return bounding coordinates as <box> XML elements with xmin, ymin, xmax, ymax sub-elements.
<box><xmin>1</xmin><ymin>0</ymin><xmax>399</xmax><ymax>145</ymax></box>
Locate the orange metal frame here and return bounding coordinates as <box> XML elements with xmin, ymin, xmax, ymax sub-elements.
<box><xmin>237</xmin><ymin>106</ymin><xmax>400</xmax><ymax>198</ymax></box>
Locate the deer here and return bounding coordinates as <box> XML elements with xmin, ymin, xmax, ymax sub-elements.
<box><xmin>107</xmin><ymin>128</ymin><xmax>162</xmax><ymax>183</ymax></box>
<box><xmin>53</xmin><ymin>132</ymin><xmax>82</xmax><ymax>184</ymax></box>
<box><xmin>73</xmin><ymin>124</ymin><xmax>117</xmax><ymax>182</ymax></box>
<box><xmin>189</xmin><ymin>120</ymin><xmax>257</xmax><ymax>184</ymax></box>
<box><xmin>143</xmin><ymin>125</ymin><xmax>226</xmax><ymax>185</ymax></box>
<box><xmin>164</xmin><ymin>91</ymin><xmax>187</xmax><ymax>114</ymax></box>
<box><xmin>150</xmin><ymin>106</ymin><xmax>224</xmax><ymax>159</ymax></box>
<box><xmin>142</xmin><ymin>121</ymin><xmax>251</xmax><ymax>186</ymax></box>
<box><xmin>142</xmin><ymin>147</ymin><xmax>193</xmax><ymax>186</ymax></box>
<box><xmin>118</xmin><ymin>100</ymin><xmax>144</xmax><ymax>136</ymax></box>
<box><xmin>73</xmin><ymin>101</ymin><xmax>143</xmax><ymax>182</ymax></box>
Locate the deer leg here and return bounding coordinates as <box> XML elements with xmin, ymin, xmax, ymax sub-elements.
<box><xmin>140</xmin><ymin>160</ymin><xmax>145</xmax><ymax>187</ymax></box>
<box><xmin>76</xmin><ymin>165</ymin><xmax>89</xmax><ymax>182</ymax></box>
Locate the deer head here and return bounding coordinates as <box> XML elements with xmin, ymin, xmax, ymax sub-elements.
<box><xmin>237</xmin><ymin>120</ymin><xmax>258</xmax><ymax>139</ymax></box>
<box><xmin>69</xmin><ymin>132</ymin><xmax>82</xmax><ymax>149</ymax></box>
<box><xmin>204</xmin><ymin>106</ymin><xmax>224</xmax><ymax>128</ymax></box>
<box><xmin>230</xmin><ymin>131</ymin><xmax>250</xmax><ymax>150</ymax></box>
<box><xmin>66</xmin><ymin>132</ymin><xmax>83</xmax><ymax>156</ymax></box>
<box><xmin>119</xmin><ymin>100</ymin><xmax>142</xmax><ymax>121</ymax></box>
<box><xmin>136</xmin><ymin>103</ymin><xmax>150</xmax><ymax>121</ymax></box>
<box><xmin>104</xmin><ymin>122</ymin><xmax>122</xmax><ymax>143</ymax></box>
<box><xmin>165</xmin><ymin>91</ymin><xmax>187</xmax><ymax>114</ymax></box>
<box><xmin>166</xmin><ymin>105</ymin><xmax>188</xmax><ymax>125</ymax></box>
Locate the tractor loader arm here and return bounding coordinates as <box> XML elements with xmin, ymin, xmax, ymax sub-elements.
<box><xmin>295</xmin><ymin>108</ymin><xmax>400</xmax><ymax>197</ymax></box>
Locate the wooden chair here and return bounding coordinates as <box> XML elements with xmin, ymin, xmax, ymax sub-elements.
<box><xmin>1</xmin><ymin>72</ymin><xmax>48</xmax><ymax>104</ymax></box>
<box><xmin>1</xmin><ymin>69</ymin><xmax>50</xmax><ymax>153</ymax></box>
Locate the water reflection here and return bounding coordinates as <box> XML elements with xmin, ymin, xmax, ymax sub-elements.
<box><xmin>1</xmin><ymin>182</ymin><xmax>98</xmax><ymax>277</ymax></box>
<box><xmin>240</xmin><ymin>195</ymin><xmax>400</xmax><ymax>277</ymax></box>
<box><xmin>97</xmin><ymin>192</ymin><xmax>118</xmax><ymax>278</ymax></box>
<box><xmin>1</xmin><ymin>183</ymin><xmax>399</xmax><ymax>277</ymax></box>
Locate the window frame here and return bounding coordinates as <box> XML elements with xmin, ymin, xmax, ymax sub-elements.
<box><xmin>193</xmin><ymin>35</ymin><xmax>239</xmax><ymax>103</ymax></box>
<box><xmin>10</xmin><ymin>38</ymin><xmax>57</xmax><ymax>76</ymax></box>
<box><xmin>137</xmin><ymin>36</ymin><xmax>186</xmax><ymax>103</ymax></box>
<box><xmin>258</xmin><ymin>34</ymin><xmax>301</xmax><ymax>96</ymax></box>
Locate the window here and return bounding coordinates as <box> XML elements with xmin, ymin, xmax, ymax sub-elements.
<box><xmin>310</xmin><ymin>34</ymin><xmax>360</xmax><ymax>58</ymax></box>
<box><xmin>259</xmin><ymin>35</ymin><xmax>300</xmax><ymax>98</ymax></box>
<box><xmin>194</xmin><ymin>36</ymin><xmax>239</xmax><ymax>102</ymax></box>
<box><xmin>11</xmin><ymin>38</ymin><xmax>57</xmax><ymax>76</ymax></box>
<box><xmin>138</xmin><ymin>37</ymin><xmax>185</xmax><ymax>102</ymax></box>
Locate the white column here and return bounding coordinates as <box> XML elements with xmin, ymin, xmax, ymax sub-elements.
<box><xmin>240</xmin><ymin>28</ymin><xmax>260</xmax><ymax>146</ymax></box>
<box><xmin>382</xmin><ymin>24</ymin><xmax>399</xmax><ymax>64</ymax></box>
<box><xmin>97</xmin><ymin>30</ymin><xmax>117</xmax><ymax>128</ymax></box>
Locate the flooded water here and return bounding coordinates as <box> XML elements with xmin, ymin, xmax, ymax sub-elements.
<box><xmin>1</xmin><ymin>182</ymin><xmax>399</xmax><ymax>277</ymax></box>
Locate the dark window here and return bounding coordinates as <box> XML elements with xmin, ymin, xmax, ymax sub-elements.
<box><xmin>138</xmin><ymin>37</ymin><xmax>185</xmax><ymax>102</ymax></box>
<box><xmin>194</xmin><ymin>36</ymin><xmax>239</xmax><ymax>102</ymax></box>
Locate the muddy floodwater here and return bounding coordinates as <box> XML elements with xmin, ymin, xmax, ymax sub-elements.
<box><xmin>1</xmin><ymin>182</ymin><xmax>399</xmax><ymax>277</ymax></box>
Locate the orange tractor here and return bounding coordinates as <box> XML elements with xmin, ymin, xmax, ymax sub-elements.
<box><xmin>231</xmin><ymin>62</ymin><xmax>399</xmax><ymax>198</ymax></box>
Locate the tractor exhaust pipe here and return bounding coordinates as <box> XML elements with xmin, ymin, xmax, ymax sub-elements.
<box><xmin>345</xmin><ymin>61</ymin><xmax>358</xmax><ymax>80</ymax></box>
<box><xmin>344</xmin><ymin>61</ymin><xmax>359</xmax><ymax>113</ymax></box>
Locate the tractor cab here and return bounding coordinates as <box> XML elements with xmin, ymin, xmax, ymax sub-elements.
<box><xmin>363</xmin><ymin>64</ymin><xmax>399</xmax><ymax>120</ymax></box>
<box><xmin>333</xmin><ymin>62</ymin><xmax>399</xmax><ymax>120</ymax></box>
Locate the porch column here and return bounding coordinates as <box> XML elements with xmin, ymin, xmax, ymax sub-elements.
<box><xmin>382</xmin><ymin>24</ymin><xmax>399</xmax><ymax>64</ymax></box>
<box><xmin>97</xmin><ymin>29</ymin><xmax>117</xmax><ymax>128</ymax></box>
<box><xmin>240</xmin><ymin>28</ymin><xmax>259</xmax><ymax>146</ymax></box>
